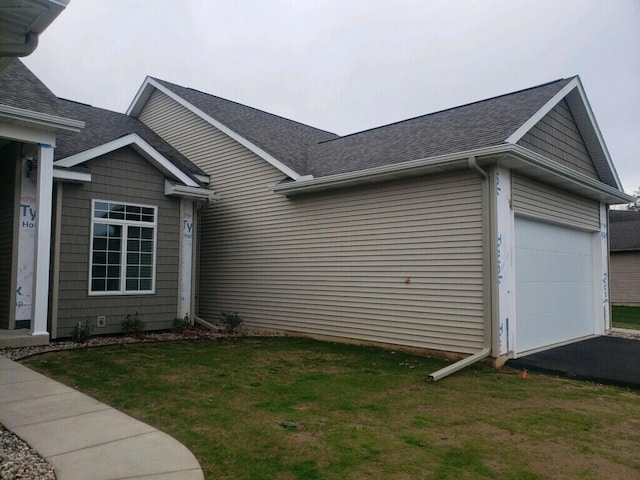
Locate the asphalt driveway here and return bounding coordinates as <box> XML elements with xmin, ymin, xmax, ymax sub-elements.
<box><xmin>507</xmin><ymin>335</ymin><xmax>640</xmax><ymax>389</ymax></box>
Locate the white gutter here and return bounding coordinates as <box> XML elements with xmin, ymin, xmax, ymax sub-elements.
<box><xmin>272</xmin><ymin>143</ymin><xmax>634</xmax><ymax>204</ymax></box>
<box><xmin>0</xmin><ymin>104</ymin><xmax>84</xmax><ymax>132</ymax></box>
<box><xmin>164</xmin><ymin>180</ymin><xmax>218</xmax><ymax>201</ymax></box>
<box><xmin>0</xmin><ymin>31</ymin><xmax>39</xmax><ymax>57</ymax></box>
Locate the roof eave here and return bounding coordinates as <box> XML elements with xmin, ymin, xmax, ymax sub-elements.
<box><xmin>273</xmin><ymin>143</ymin><xmax>634</xmax><ymax>204</ymax></box>
<box><xmin>0</xmin><ymin>104</ymin><xmax>84</xmax><ymax>132</ymax></box>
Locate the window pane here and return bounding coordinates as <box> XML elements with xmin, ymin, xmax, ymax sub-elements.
<box><xmin>92</xmin><ymin>279</ymin><xmax>105</xmax><ymax>291</ymax></box>
<box><xmin>129</xmin><ymin>226</ymin><xmax>141</xmax><ymax>238</ymax></box>
<box><xmin>111</xmin><ymin>211</ymin><xmax>125</xmax><ymax>220</ymax></box>
<box><xmin>141</xmin><ymin>254</ymin><xmax>153</xmax><ymax>265</ymax></box>
<box><xmin>93</xmin><ymin>224</ymin><xmax>108</xmax><ymax>237</ymax></box>
<box><xmin>140</xmin><ymin>278</ymin><xmax>152</xmax><ymax>290</ymax></box>
<box><xmin>107</xmin><ymin>278</ymin><xmax>120</xmax><ymax>291</ymax></box>
<box><xmin>141</xmin><ymin>228</ymin><xmax>153</xmax><ymax>239</ymax></box>
<box><xmin>127</xmin><ymin>239</ymin><xmax>139</xmax><ymax>251</ymax></box>
<box><xmin>126</xmin><ymin>278</ymin><xmax>138</xmax><ymax>291</ymax></box>
<box><xmin>93</xmin><ymin>251</ymin><xmax>106</xmax><ymax>264</ymax></box>
<box><xmin>93</xmin><ymin>238</ymin><xmax>106</xmax><ymax>251</ymax></box>
<box><xmin>140</xmin><ymin>266</ymin><xmax>152</xmax><ymax>278</ymax></box>
<box><xmin>92</xmin><ymin>265</ymin><xmax>106</xmax><ymax>277</ymax></box>
<box><xmin>107</xmin><ymin>266</ymin><xmax>120</xmax><ymax>277</ymax></box>
<box><xmin>109</xmin><ymin>225</ymin><xmax>122</xmax><ymax>237</ymax></box>
<box><xmin>141</xmin><ymin>240</ymin><xmax>153</xmax><ymax>252</ymax></box>
<box><xmin>108</xmin><ymin>239</ymin><xmax>121</xmax><ymax>250</ymax></box>
<box><xmin>127</xmin><ymin>252</ymin><xmax>139</xmax><ymax>264</ymax></box>
<box><xmin>108</xmin><ymin>252</ymin><xmax>121</xmax><ymax>264</ymax></box>
<box><xmin>126</xmin><ymin>266</ymin><xmax>139</xmax><ymax>278</ymax></box>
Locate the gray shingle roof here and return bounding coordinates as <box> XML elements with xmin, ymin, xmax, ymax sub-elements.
<box><xmin>610</xmin><ymin>210</ymin><xmax>640</xmax><ymax>251</ymax></box>
<box><xmin>152</xmin><ymin>78</ymin><xmax>339</xmax><ymax>175</ymax></box>
<box><xmin>0</xmin><ymin>60</ymin><xmax>204</xmax><ymax>182</ymax></box>
<box><xmin>305</xmin><ymin>78</ymin><xmax>574</xmax><ymax>177</ymax></box>
<box><xmin>0</xmin><ymin>59</ymin><xmax>74</xmax><ymax>119</ymax></box>
<box><xmin>55</xmin><ymin>99</ymin><xmax>207</xmax><ymax>180</ymax></box>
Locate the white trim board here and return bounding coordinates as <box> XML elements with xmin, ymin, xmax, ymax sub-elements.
<box><xmin>54</xmin><ymin>133</ymin><xmax>198</xmax><ymax>187</ymax></box>
<box><xmin>127</xmin><ymin>77</ymin><xmax>301</xmax><ymax>180</ymax></box>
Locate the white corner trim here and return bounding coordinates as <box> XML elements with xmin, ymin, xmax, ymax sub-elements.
<box><xmin>128</xmin><ymin>78</ymin><xmax>301</xmax><ymax>181</ymax></box>
<box><xmin>54</xmin><ymin>133</ymin><xmax>199</xmax><ymax>187</ymax></box>
<box><xmin>164</xmin><ymin>179</ymin><xmax>218</xmax><ymax>201</ymax></box>
<box><xmin>53</xmin><ymin>168</ymin><xmax>91</xmax><ymax>182</ymax></box>
<box><xmin>505</xmin><ymin>77</ymin><xmax>580</xmax><ymax>144</ymax></box>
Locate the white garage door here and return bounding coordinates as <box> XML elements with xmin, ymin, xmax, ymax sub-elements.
<box><xmin>515</xmin><ymin>217</ymin><xmax>595</xmax><ymax>354</ymax></box>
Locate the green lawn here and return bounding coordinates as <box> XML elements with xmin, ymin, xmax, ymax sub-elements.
<box><xmin>612</xmin><ymin>305</ymin><xmax>640</xmax><ymax>330</ymax></box>
<box><xmin>24</xmin><ymin>338</ymin><xmax>640</xmax><ymax>479</ymax></box>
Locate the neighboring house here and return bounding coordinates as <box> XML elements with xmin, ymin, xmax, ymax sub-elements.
<box><xmin>0</xmin><ymin>60</ymin><xmax>214</xmax><ymax>341</ymax></box>
<box><xmin>0</xmin><ymin>56</ymin><xmax>634</xmax><ymax>368</ymax></box>
<box><xmin>127</xmin><ymin>73</ymin><xmax>632</xmax><ymax>366</ymax></box>
<box><xmin>609</xmin><ymin>210</ymin><xmax>640</xmax><ymax>306</ymax></box>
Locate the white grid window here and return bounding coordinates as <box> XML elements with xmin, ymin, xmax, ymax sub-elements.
<box><xmin>90</xmin><ymin>200</ymin><xmax>157</xmax><ymax>295</ymax></box>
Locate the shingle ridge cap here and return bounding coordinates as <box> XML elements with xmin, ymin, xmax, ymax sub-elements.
<box><xmin>314</xmin><ymin>77</ymin><xmax>572</xmax><ymax>146</ymax></box>
<box><xmin>151</xmin><ymin>77</ymin><xmax>339</xmax><ymax>138</ymax></box>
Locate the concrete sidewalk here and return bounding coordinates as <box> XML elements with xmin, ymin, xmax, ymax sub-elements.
<box><xmin>0</xmin><ymin>356</ymin><xmax>204</xmax><ymax>480</ymax></box>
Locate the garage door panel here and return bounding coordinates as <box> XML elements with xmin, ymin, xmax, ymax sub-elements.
<box><xmin>515</xmin><ymin>218</ymin><xmax>595</xmax><ymax>354</ymax></box>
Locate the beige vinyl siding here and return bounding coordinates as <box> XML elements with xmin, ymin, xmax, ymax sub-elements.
<box><xmin>0</xmin><ymin>144</ymin><xmax>17</xmax><ymax>328</ymax></box>
<box><xmin>610</xmin><ymin>252</ymin><xmax>640</xmax><ymax>306</ymax></box>
<box><xmin>140</xmin><ymin>91</ymin><xmax>486</xmax><ymax>354</ymax></box>
<box><xmin>518</xmin><ymin>100</ymin><xmax>600</xmax><ymax>180</ymax></box>
<box><xmin>56</xmin><ymin>147</ymin><xmax>180</xmax><ymax>337</ymax></box>
<box><xmin>512</xmin><ymin>174</ymin><xmax>600</xmax><ymax>230</ymax></box>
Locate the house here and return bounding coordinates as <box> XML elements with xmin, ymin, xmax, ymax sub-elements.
<box><xmin>126</xmin><ymin>74</ymin><xmax>632</xmax><ymax>372</ymax></box>
<box><xmin>1</xmin><ymin>60</ymin><xmax>215</xmax><ymax>342</ymax></box>
<box><xmin>609</xmin><ymin>210</ymin><xmax>640</xmax><ymax>306</ymax></box>
<box><xmin>1</xmin><ymin>56</ymin><xmax>634</xmax><ymax>372</ymax></box>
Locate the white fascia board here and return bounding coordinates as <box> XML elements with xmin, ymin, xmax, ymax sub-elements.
<box><xmin>566</xmin><ymin>77</ymin><xmax>623</xmax><ymax>190</ymax></box>
<box><xmin>164</xmin><ymin>179</ymin><xmax>218</xmax><ymax>201</ymax></box>
<box><xmin>271</xmin><ymin>145</ymin><xmax>509</xmax><ymax>195</ymax></box>
<box><xmin>53</xmin><ymin>168</ymin><xmax>91</xmax><ymax>182</ymax></box>
<box><xmin>0</xmin><ymin>104</ymin><xmax>84</xmax><ymax>132</ymax></box>
<box><xmin>127</xmin><ymin>78</ymin><xmax>301</xmax><ymax>181</ymax></box>
<box><xmin>0</xmin><ymin>121</ymin><xmax>56</xmax><ymax>146</ymax></box>
<box><xmin>508</xmin><ymin>144</ymin><xmax>635</xmax><ymax>204</ymax></box>
<box><xmin>273</xmin><ymin>142</ymin><xmax>636</xmax><ymax>203</ymax></box>
<box><xmin>54</xmin><ymin>133</ymin><xmax>199</xmax><ymax>187</ymax></box>
<box><xmin>505</xmin><ymin>77</ymin><xmax>580</xmax><ymax>145</ymax></box>
<box><xmin>194</xmin><ymin>174</ymin><xmax>210</xmax><ymax>184</ymax></box>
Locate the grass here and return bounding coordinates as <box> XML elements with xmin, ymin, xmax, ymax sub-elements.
<box><xmin>23</xmin><ymin>337</ymin><xmax>640</xmax><ymax>479</ymax></box>
<box><xmin>612</xmin><ymin>305</ymin><xmax>640</xmax><ymax>330</ymax></box>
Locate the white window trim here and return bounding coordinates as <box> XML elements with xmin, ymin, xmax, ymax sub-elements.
<box><xmin>89</xmin><ymin>199</ymin><xmax>158</xmax><ymax>296</ymax></box>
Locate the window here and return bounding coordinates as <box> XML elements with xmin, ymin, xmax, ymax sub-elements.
<box><xmin>90</xmin><ymin>200</ymin><xmax>157</xmax><ymax>294</ymax></box>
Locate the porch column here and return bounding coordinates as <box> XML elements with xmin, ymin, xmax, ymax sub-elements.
<box><xmin>31</xmin><ymin>143</ymin><xmax>54</xmax><ymax>338</ymax></box>
<box><xmin>178</xmin><ymin>199</ymin><xmax>194</xmax><ymax>319</ymax></box>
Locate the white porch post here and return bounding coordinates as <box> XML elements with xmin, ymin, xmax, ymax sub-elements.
<box><xmin>30</xmin><ymin>143</ymin><xmax>54</xmax><ymax>337</ymax></box>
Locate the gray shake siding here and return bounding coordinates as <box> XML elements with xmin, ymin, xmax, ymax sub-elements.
<box><xmin>512</xmin><ymin>174</ymin><xmax>600</xmax><ymax>230</ymax></box>
<box><xmin>55</xmin><ymin>146</ymin><xmax>180</xmax><ymax>337</ymax></box>
<box><xmin>0</xmin><ymin>145</ymin><xmax>17</xmax><ymax>329</ymax></box>
<box><xmin>140</xmin><ymin>91</ymin><xmax>486</xmax><ymax>354</ymax></box>
<box><xmin>610</xmin><ymin>252</ymin><xmax>640</xmax><ymax>306</ymax></box>
<box><xmin>517</xmin><ymin>100</ymin><xmax>600</xmax><ymax>181</ymax></box>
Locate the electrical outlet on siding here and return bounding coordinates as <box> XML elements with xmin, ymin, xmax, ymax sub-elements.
<box><xmin>96</xmin><ymin>316</ymin><xmax>106</xmax><ymax>328</ymax></box>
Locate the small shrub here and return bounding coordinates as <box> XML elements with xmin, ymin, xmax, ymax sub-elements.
<box><xmin>173</xmin><ymin>313</ymin><xmax>192</xmax><ymax>333</ymax></box>
<box><xmin>121</xmin><ymin>311</ymin><xmax>145</xmax><ymax>337</ymax></box>
<box><xmin>219</xmin><ymin>311</ymin><xmax>243</xmax><ymax>335</ymax></box>
<box><xmin>71</xmin><ymin>320</ymin><xmax>93</xmax><ymax>343</ymax></box>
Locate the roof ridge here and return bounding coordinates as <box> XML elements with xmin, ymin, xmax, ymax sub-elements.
<box><xmin>316</xmin><ymin>77</ymin><xmax>573</xmax><ymax>145</ymax></box>
<box><xmin>151</xmin><ymin>77</ymin><xmax>338</xmax><ymax>137</ymax></box>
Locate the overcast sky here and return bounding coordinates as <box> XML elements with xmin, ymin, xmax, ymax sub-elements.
<box><xmin>24</xmin><ymin>0</ymin><xmax>640</xmax><ymax>196</ymax></box>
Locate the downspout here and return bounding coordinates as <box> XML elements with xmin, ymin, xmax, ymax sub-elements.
<box><xmin>427</xmin><ymin>156</ymin><xmax>492</xmax><ymax>381</ymax></box>
<box><xmin>1</xmin><ymin>31</ymin><xmax>39</xmax><ymax>57</ymax></box>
